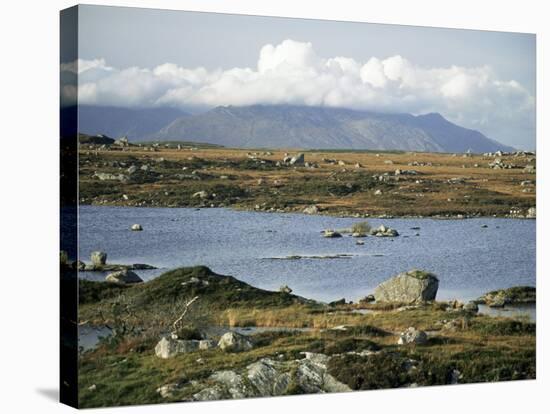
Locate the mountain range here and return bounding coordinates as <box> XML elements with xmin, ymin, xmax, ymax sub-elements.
<box><xmin>74</xmin><ymin>104</ymin><xmax>514</xmax><ymax>153</ymax></box>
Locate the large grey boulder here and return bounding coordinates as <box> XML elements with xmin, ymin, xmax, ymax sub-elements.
<box><xmin>91</xmin><ymin>251</ymin><xmax>107</xmax><ymax>266</ymax></box>
<box><xmin>289</xmin><ymin>153</ymin><xmax>305</xmax><ymax>166</ymax></box>
<box><xmin>397</xmin><ymin>327</ymin><xmax>428</xmax><ymax>345</ymax></box>
<box><xmin>105</xmin><ymin>269</ymin><xmax>143</xmax><ymax>284</ymax></box>
<box><xmin>374</xmin><ymin>270</ymin><xmax>439</xmax><ymax>303</ymax></box>
<box><xmin>218</xmin><ymin>332</ymin><xmax>253</xmax><ymax>353</ymax></box>
<box><xmin>246</xmin><ymin>359</ymin><xmax>290</xmax><ymax>396</ymax></box>
<box><xmin>155</xmin><ymin>337</ymin><xmax>200</xmax><ymax>359</ymax></box>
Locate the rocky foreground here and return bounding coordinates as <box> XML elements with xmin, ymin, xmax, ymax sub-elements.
<box><xmin>76</xmin><ymin>265</ymin><xmax>536</xmax><ymax>408</ymax></box>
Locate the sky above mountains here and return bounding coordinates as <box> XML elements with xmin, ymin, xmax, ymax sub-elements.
<box><xmin>63</xmin><ymin>5</ymin><xmax>536</xmax><ymax>149</ymax></box>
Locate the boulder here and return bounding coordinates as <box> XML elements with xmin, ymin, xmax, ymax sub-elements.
<box><xmin>247</xmin><ymin>359</ymin><xmax>290</xmax><ymax>396</ymax></box>
<box><xmin>130</xmin><ymin>224</ymin><xmax>143</xmax><ymax>231</ymax></box>
<box><xmin>218</xmin><ymin>332</ymin><xmax>253</xmax><ymax>353</ymax></box>
<box><xmin>192</xmin><ymin>191</ymin><xmax>209</xmax><ymax>199</ymax></box>
<box><xmin>476</xmin><ymin>286</ymin><xmax>536</xmax><ymax>307</ymax></box>
<box><xmin>303</xmin><ymin>205</ymin><xmax>319</xmax><ymax>215</ymax></box>
<box><xmin>91</xmin><ymin>251</ymin><xmax>107</xmax><ymax>266</ymax></box>
<box><xmin>289</xmin><ymin>153</ymin><xmax>305</xmax><ymax>166</ymax></box>
<box><xmin>105</xmin><ymin>269</ymin><xmax>143</xmax><ymax>284</ymax></box>
<box><xmin>370</xmin><ymin>224</ymin><xmax>399</xmax><ymax>237</ymax></box>
<box><xmin>374</xmin><ymin>270</ymin><xmax>439</xmax><ymax>303</ymax></box>
<box><xmin>526</xmin><ymin>207</ymin><xmax>536</xmax><ymax>218</ymax></box>
<box><xmin>397</xmin><ymin>327</ymin><xmax>428</xmax><ymax>345</ymax></box>
<box><xmin>199</xmin><ymin>339</ymin><xmax>216</xmax><ymax>350</ymax></box>
<box><xmin>154</xmin><ymin>337</ymin><xmax>200</xmax><ymax>359</ymax></box>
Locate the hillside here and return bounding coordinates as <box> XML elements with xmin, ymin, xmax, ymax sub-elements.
<box><xmin>155</xmin><ymin>105</ymin><xmax>514</xmax><ymax>153</ymax></box>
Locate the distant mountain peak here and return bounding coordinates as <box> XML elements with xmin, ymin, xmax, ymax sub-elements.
<box><xmin>78</xmin><ymin>103</ymin><xmax>514</xmax><ymax>153</ymax></box>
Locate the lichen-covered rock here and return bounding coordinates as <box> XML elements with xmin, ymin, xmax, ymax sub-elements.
<box><xmin>91</xmin><ymin>251</ymin><xmax>107</xmax><ymax>266</ymax></box>
<box><xmin>105</xmin><ymin>269</ymin><xmax>143</xmax><ymax>284</ymax></box>
<box><xmin>246</xmin><ymin>359</ymin><xmax>290</xmax><ymax>396</ymax></box>
<box><xmin>155</xmin><ymin>337</ymin><xmax>200</xmax><ymax>359</ymax></box>
<box><xmin>374</xmin><ymin>269</ymin><xmax>439</xmax><ymax>303</ymax></box>
<box><xmin>218</xmin><ymin>332</ymin><xmax>253</xmax><ymax>353</ymax></box>
<box><xmin>397</xmin><ymin>327</ymin><xmax>428</xmax><ymax>345</ymax></box>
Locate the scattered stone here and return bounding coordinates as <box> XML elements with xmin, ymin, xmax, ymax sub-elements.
<box><xmin>192</xmin><ymin>191</ymin><xmax>209</xmax><ymax>199</ymax></box>
<box><xmin>374</xmin><ymin>269</ymin><xmax>439</xmax><ymax>303</ymax></box>
<box><xmin>374</xmin><ymin>189</ymin><xmax>382</xmax><ymax>196</ymax></box>
<box><xmin>156</xmin><ymin>383</ymin><xmax>178</xmax><ymax>398</ymax></box>
<box><xmin>218</xmin><ymin>332</ymin><xmax>253</xmax><ymax>353</ymax></box>
<box><xmin>397</xmin><ymin>327</ymin><xmax>428</xmax><ymax>345</ymax></box>
<box><xmin>303</xmin><ymin>205</ymin><xmax>319</xmax><ymax>215</ymax></box>
<box><xmin>105</xmin><ymin>269</ymin><xmax>143</xmax><ymax>284</ymax></box>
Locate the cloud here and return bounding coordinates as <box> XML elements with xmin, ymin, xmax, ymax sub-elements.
<box><xmin>61</xmin><ymin>39</ymin><xmax>535</xmax><ymax>147</ymax></box>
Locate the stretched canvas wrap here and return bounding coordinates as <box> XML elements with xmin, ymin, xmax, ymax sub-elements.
<box><xmin>60</xmin><ymin>5</ymin><xmax>537</xmax><ymax>409</ymax></box>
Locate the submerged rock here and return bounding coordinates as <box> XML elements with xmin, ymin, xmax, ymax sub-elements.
<box><xmin>370</xmin><ymin>224</ymin><xmax>399</xmax><ymax>237</ymax></box>
<box><xmin>323</xmin><ymin>230</ymin><xmax>342</xmax><ymax>238</ymax></box>
<box><xmin>374</xmin><ymin>269</ymin><xmax>439</xmax><ymax>303</ymax></box>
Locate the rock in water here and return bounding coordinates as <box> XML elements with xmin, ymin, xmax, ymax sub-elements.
<box><xmin>397</xmin><ymin>327</ymin><xmax>428</xmax><ymax>345</ymax></box>
<box><xmin>90</xmin><ymin>251</ymin><xmax>107</xmax><ymax>266</ymax></box>
<box><xmin>323</xmin><ymin>230</ymin><xmax>342</xmax><ymax>238</ymax></box>
<box><xmin>105</xmin><ymin>269</ymin><xmax>143</xmax><ymax>284</ymax></box>
<box><xmin>218</xmin><ymin>332</ymin><xmax>253</xmax><ymax>353</ymax></box>
<box><xmin>374</xmin><ymin>269</ymin><xmax>439</xmax><ymax>303</ymax></box>
<box><xmin>130</xmin><ymin>224</ymin><xmax>143</xmax><ymax>231</ymax></box>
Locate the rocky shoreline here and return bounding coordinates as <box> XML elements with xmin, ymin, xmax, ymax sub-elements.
<box><xmin>76</xmin><ymin>264</ymin><xmax>536</xmax><ymax>407</ymax></box>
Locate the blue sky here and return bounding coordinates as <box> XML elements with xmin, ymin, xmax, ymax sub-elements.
<box><xmin>69</xmin><ymin>5</ymin><xmax>536</xmax><ymax>149</ymax></box>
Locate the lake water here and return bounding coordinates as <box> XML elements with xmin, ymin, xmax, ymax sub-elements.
<box><xmin>78</xmin><ymin>206</ymin><xmax>535</xmax><ymax>304</ymax></box>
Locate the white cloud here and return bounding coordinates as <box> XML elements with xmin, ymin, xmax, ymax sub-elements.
<box><xmin>61</xmin><ymin>39</ymin><xmax>535</xmax><ymax>147</ymax></box>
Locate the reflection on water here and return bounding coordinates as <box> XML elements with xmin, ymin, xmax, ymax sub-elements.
<box><xmin>478</xmin><ymin>304</ymin><xmax>536</xmax><ymax>322</ymax></box>
<box><xmin>79</xmin><ymin>206</ymin><xmax>535</xmax><ymax>303</ymax></box>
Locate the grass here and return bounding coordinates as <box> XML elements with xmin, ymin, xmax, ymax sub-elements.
<box><xmin>77</xmin><ymin>266</ymin><xmax>536</xmax><ymax>407</ymax></box>
<box><xmin>78</xmin><ymin>146</ymin><xmax>536</xmax><ymax>217</ymax></box>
